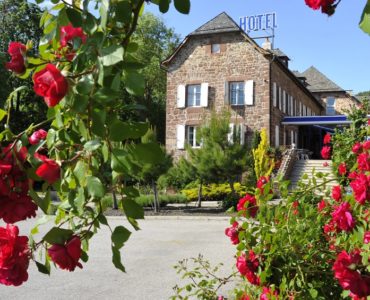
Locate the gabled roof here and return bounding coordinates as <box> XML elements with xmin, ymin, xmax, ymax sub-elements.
<box><xmin>270</xmin><ymin>48</ymin><xmax>290</xmax><ymax>60</ymax></box>
<box><xmin>302</xmin><ymin>66</ymin><xmax>344</xmax><ymax>93</ymax></box>
<box><xmin>189</xmin><ymin>12</ymin><xmax>241</xmax><ymax>36</ymax></box>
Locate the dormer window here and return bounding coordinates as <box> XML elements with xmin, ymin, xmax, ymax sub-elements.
<box><xmin>211</xmin><ymin>43</ymin><xmax>220</xmax><ymax>54</ymax></box>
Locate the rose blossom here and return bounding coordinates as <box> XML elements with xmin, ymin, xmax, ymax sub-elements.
<box><xmin>0</xmin><ymin>194</ymin><xmax>37</xmax><ymax>224</ymax></box>
<box><xmin>48</xmin><ymin>236</ymin><xmax>83</xmax><ymax>271</ymax></box>
<box><xmin>236</xmin><ymin>250</ymin><xmax>260</xmax><ymax>285</ymax></box>
<box><xmin>363</xmin><ymin>140</ymin><xmax>370</xmax><ymax>151</ymax></box>
<box><xmin>33</xmin><ymin>64</ymin><xmax>68</xmax><ymax>107</ymax></box>
<box><xmin>29</xmin><ymin>129</ymin><xmax>48</xmax><ymax>145</ymax></box>
<box><xmin>0</xmin><ymin>224</ymin><xmax>30</xmax><ymax>286</ymax></box>
<box><xmin>260</xmin><ymin>287</ymin><xmax>279</xmax><ymax>300</ymax></box>
<box><xmin>333</xmin><ymin>250</ymin><xmax>370</xmax><ymax>297</ymax></box>
<box><xmin>317</xmin><ymin>200</ymin><xmax>326</xmax><ymax>212</ymax></box>
<box><xmin>352</xmin><ymin>143</ymin><xmax>362</xmax><ymax>154</ymax></box>
<box><xmin>5</xmin><ymin>42</ymin><xmax>26</xmax><ymax>74</ymax></box>
<box><xmin>357</xmin><ymin>153</ymin><xmax>370</xmax><ymax>172</ymax></box>
<box><xmin>331</xmin><ymin>202</ymin><xmax>356</xmax><ymax>232</ymax></box>
<box><xmin>323</xmin><ymin>133</ymin><xmax>331</xmax><ymax>144</ymax></box>
<box><xmin>225</xmin><ymin>222</ymin><xmax>240</xmax><ymax>245</ymax></box>
<box><xmin>321</xmin><ymin>146</ymin><xmax>331</xmax><ymax>159</ymax></box>
<box><xmin>350</xmin><ymin>173</ymin><xmax>370</xmax><ymax>205</ymax></box>
<box><xmin>60</xmin><ymin>24</ymin><xmax>87</xmax><ymax>48</ymax></box>
<box><xmin>338</xmin><ymin>162</ymin><xmax>347</xmax><ymax>176</ymax></box>
<box><xmin>35</xmin><ymin>155</ymin><xmax>61</xmax><ymax>184</ymax></box>
<box><xmin>331</xmin><ymin>185</ymin><xmax>342</xmax><ymax>202</ymax></box>
<box><xmin>323</xmin><ymin>161</ymin><xmax>329</xmax><ymax>167</ymax></box>
<box><xmin>364</xmin><ymin>232</ymin><xmax>370</xmax><ymax>244</ymax></box>
<box><xmin>237</xmin><ymin>194</ymin><xmax>258</xmax><ymax>218</ymax></box>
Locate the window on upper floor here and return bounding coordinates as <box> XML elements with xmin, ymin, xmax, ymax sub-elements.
<box><xmin>186</xmin><ymin>126</ymin><xmax>201</xmax><ymax>148</ymax></box>
<box><xmin>187</xmin><ymin>84</ymin><xmax>201</xmax><ymax>107</ymax></box>
<box><xmin>229</xmin><ymin>82</ymin><xmax>245</xmax><ymax>105</ymax></box>
<box><xmin>326</xmin><ymin>97</ymin><xmax>336</xmax><ymax>115</ymax></box>
<box><xmin>211</xmin><ymin>43</ymin><xmax>221</xmax><ymax>54</ymax></box>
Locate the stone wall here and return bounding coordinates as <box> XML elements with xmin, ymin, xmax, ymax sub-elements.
<box><xmin>314</xmin><ymin>91</ymin><xmax>360</xmax><ymax>115</ymax></box>
<box><xmin>165</xmin><ymin>32</ymin><xmax>270</xmax><ymax>160</ymax></box>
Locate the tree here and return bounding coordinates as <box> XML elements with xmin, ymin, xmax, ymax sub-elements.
<box><xmin>133</xmin><ymin>127</ymin><xmax>173</xmax><ymax>213</ymax></box>
<box><xmin>186</xmin><ymin>110</ymin><xmax>251</xmax><ymax>207</ymax></box>
<box><xmin>0</xmin><ymin>0</ymin><xmax>46</xmax><ymax>133</ymax></box>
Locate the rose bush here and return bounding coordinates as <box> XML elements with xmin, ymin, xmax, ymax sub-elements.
<box><xmin>224</xmin><ymin>106</ymin><xmax>369</xmax><ymax>299</ymax></box>
<box><xmin>0</xmin><ymin>0</ymin><xmax>191</xmax><ymax>286</ymax></box>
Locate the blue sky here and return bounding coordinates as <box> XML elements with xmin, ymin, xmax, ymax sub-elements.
<box><xmin>145</xmin><ymin>0</ymin><xmax>370</xmax><ymax>94</ymax></box>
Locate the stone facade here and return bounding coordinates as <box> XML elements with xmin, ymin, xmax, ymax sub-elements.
<box><xmin>163</xmin><ymin>26</ymin><xmax>323</xmax><ymax>160</ymax></box>
<box><xmin>314</xmin><ymin>92</ymin><xmax>360</xmax><ymax>115</ymax></box>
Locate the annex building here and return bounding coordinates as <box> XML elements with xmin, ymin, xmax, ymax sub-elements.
<box><xmin>161</xmin><ymin>12</ymin><xmax>360</xmax><ymax>160</ymax></box>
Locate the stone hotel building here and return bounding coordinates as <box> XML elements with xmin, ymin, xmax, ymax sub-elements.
<box><xmin>161</xmin><ymin>12</ymin><xmax>359</xmax><ymax>160</ymax></box>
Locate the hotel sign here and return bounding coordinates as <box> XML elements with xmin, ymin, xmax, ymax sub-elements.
<box><xmin>239</xmin><ymin>13</ymin><xmax>277</xmax><ymax>32</ymax></box>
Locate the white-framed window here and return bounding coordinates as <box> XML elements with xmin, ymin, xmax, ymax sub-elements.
<box><xmin>211</xmin><ymin>43</ymin><xmax>220</xmax><ymax>54</ymax></box>
<box><xmin>326</xmin><ymin>97</ymin><xmax>336</xmax><ymax>115</ymax></box>
<box><xmin>307</xmin><ymin>107</ymin><xmax>311</xmax><ymax>116</ymax></box>
<box><xmin>282</xmin><ymin>90</ymin><xmax>286</xmax><ymax>113</ymax></box>
<box><xmin>187</xmin><ymin>84</ymin><xmax>201</xmax><ymax>107</ymax></box>
<box><xmin>230</xmin><ymin>82</ymin><xmax>245</xmax><ymax>105</ymax></box>
<box><xmin>275</xmin><ymin>125</ymin><xmax>279</xmax><ymax>148</ymax></box>
<box><xmin>273</xmin><ymin>82</ymin><xmax>277</xmax><ymax>107</ymax></box>
<box><xmin>186</xmin><ymin>126</ymin><xmax>200</xmax><ymax>148</ymax></box>
<box><xmin>278</xmin><ymin>87</ymin><xmax>282</xmax><ymax>110</ymax></box>
<box><xmin>228</xmin><ymin>123</ymin><xmax>246</xmax><ymax>145</ymax></box>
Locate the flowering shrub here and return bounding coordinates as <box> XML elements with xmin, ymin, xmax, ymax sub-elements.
<box><xmin>225</xmin><ymin>116</ymin><xmax>370</xmax><ymax>299</ymax></box>
<box><xmin>0</xmin><ymin>0</ymin><xmax>190</xmax><ymax>286</ymax></box>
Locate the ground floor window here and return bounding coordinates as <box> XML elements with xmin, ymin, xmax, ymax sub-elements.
<box><xmin>187</xmin><ymin>126</ymin><xmax>200</xmax><ymax>148</ymax></box>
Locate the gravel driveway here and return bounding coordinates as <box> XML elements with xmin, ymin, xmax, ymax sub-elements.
<box><xmin>0</xmin><ymin>216</ymin><xmax>236</xmax><ymax>300</ymax></box>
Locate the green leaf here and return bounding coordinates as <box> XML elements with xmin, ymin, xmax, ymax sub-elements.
<box><xmin>73</xmin><ymin>161</ymin><xmax>88</xmax><ymax>186</ymax></box>
<box><xmin>111</xmin><ymin>121</ymin><xmax>148</xmax><ymax>141</ymax></box>
<box><xmin>0</xmin><ymin>109</ymin><xmax>7</xmax><ymax>122</ymax></box>
<box><xmin>84</xmin><ymin>13</ymin><xmax>97</xmax><ymax>34</ymax></box>
<box><xmin>43</xmin><ymin>227</ymin><xmax>73</xmax><ymax>245</ymax></box>
<box><xmin>122</xmin><ymin>198</ymin><xmax>144</xmax><ymax>219</ymax></box>
<box><xmin>86</xmin><ymin>176</ymin><xmax>105</xmax><ymax>198</ymax></box>
<box><xmin>159</xmin><ymin>0</ymin><xmax>170</xmax><ymax>13</ymax></box>
<box><xmin>100</xmin><ymin>0</ymin><xmax>109</xmax><ymax>29</ymax></box>
<box><xmin>101</xmin><ymin>45</ymin><xmax>124</xmax><ymax>66</ymax></box>
<box><xmin>84</xmin><ymin>140</ymin><xmax>101</xmax><ymax>151</ymax></box>
<box><xmin>360</xmin><ymin>2</ymin><xmax>370</xmax><ymax>35</ymax></box>
<box><xmin>91</xmin><ymin>108</ymin><xmax>106</xmax><ymax>137</ymax></box>
<box><xmin>111</xmin><ymin>148</ymin><xmax>131</xmax><ymax>173</ymax></box>
<box><xmin>129</xmin><ymin>142</ymin><xmax>165</xmax><ymax>165</ymax></box>
<box><xmin>93</xmin><ymin>88</ymin><xmax>121</xmax><ymax>104</ymax></box>
<box><xmin>123</xmin><ymin>70</ymin><xmax>145</xmax><ymax>96</ymax></box>
<box><xmin>115</xmin><ymin>1</ymin><xmax>132</xmax><ymax>23</ymax></box>
<box><xmin>76</xmin><ymin>75</ymin><xmax>94</xmax><ymax>94</ymax></box>
<box><xmin>309</xmin><ymin>288</ymin><xmax>318</xmax><ymax>298</ymax></box>
<box><xmin>71</xmin><ymin>94</ymin><xmax>89</xmax><ymax>113</ymax></box>
<box><xmin>111</xmin><ymin>226</ymin><xmax>131</xmax><ymax>249</ymax></box>
<box><xmin>98</xmin><ymin>214</ymin><xmax>108</xmax><ymax>225</ymax></box>
<box><xmin>29</xmin><ymin>189</ymin><xmax>50</xmax><ymax>213</ymax></box>
<box><xmin>174</xmin><ymin>0</ymin><xmax>190</xmax><ymax>14</ymax></box>
<box><xmin>112</xmin><ymin>246</ymin><xmax>125</xmax><ymax>272</ymax></box>
<box><xmin>36</xmin><ymin>261</ymin><xmax>50</xmax><ymax>275</ymax></box>
<box><xmin>122</xmin><ymin>186</ymin><xmax>140</xmax><ymax>198</ymax></box>
<box><xmin>66</xmin><ymin>7</ymin><xmax>83</xmax><ymax>27</ymax></box>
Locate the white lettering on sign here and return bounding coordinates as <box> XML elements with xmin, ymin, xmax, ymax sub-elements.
<box><xmin>239</xmin><ymin>13</ymin><xmax>277</xmax><ymax>32</ymax></box>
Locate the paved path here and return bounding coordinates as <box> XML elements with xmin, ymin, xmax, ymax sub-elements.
<box><xmin>0</xmin><ymin>216</ymin><xmax>236</xmax><ymax>300</ymax></box>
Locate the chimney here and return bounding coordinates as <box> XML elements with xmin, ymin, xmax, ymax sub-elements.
<box><xmin>262</xmin><ymin>38</ymin><xmax>272</xmax><ymax>50</ymax></box>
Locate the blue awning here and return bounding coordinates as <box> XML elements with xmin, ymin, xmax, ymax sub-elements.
<box><xmin>282</xmin><ymin>115</ymin><xmax>351</xmax><ymax>125</ymax></box>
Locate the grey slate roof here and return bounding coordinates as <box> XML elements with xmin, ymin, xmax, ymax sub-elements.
<box><xmin>271</xmin><ymin>48</ymin><xmax>290</xmax><ymax>60</ymax></box>
<box><xmin>302</xmin><ymin>66</ymin><xmax>344</xmax><ymax>93</ymax></box>
<box><xmin>189</xmin><ymin>12</ymin><xmax>241</xmax><ymax>36</ymax></box>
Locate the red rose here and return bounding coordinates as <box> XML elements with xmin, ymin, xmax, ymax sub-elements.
<box><xmin>331</xmin><ymin>202</ymin><xmax>356</xmax><ymax>232</ymax></box>
<box><xmin>338</xmin><ymin>162</ymin><xmax>347</xmax><ymax>176</ymax></box>
<box><xmin>305</xmin><ymin>0</ymin><xmax>335</xmax><ymax>13</ymax></box>
<box><xmin>0</xmin><ymin>194</ymin><xmax>37</xmax><ymax>224</ymax></box>
<box><xmin>60</xmin><ymin>24</ymin><xmax>87</xmax><ymax>48</ymax></box>
<box><xmin>357</xmin><ymin>153</ymin><xmax>370</xmax><ymax>172</ymax></box>
<box><xmin>317</xmin><ymin>200</ymin><xmax>326</xmax><ymax>212</ymax></box>
<box><xmin>236</xmin><ymin>250</ymin><xmax>260</xmax><ymax>286</ymax></box>
<box><xmin>260</xmin><ymin>287</ymin><xmax>279</xmax><ymax>300</ymax></box>
<box><xmin>323</xmin><ymin>133</ymin><xmax>331</xmax><ymax>144</ymax></box>
<box><xmin>35</xmin><ymin>155</ymin><xmax>60</xmax><ymax>184</ymax></box>
<box><xmin>0</xmin><ymin>224</ymin><xmax>30</xmax><ymax>286</ymax></box>
<box><xmin>331</xmin><ymin>185</ymin><xmax>342</xmax><ymax>202</ymax></box>
<box><xmin>237</xmin><ymin>194</ymin><xmax>258</xmax><ymax>217</ymax></box>
<box><xmin>320</xmin><ymin>146</ymin><xmax>331</xmax><ymax>159</ymax></box>
<box><xmin>5</xmin><ymin>42</ymin><xmax>26</xmax><ymax>74</ymax></box>
<box><xmin>225</xmin><ymin>222</ymin><xmax>239</xmax><ymax>245</ymax></box>
<box><xmin>364</xmin><ymin>232</ymin><xmax>370</xmax><ymax>244</ymax></box>
<box><xmin>363</xmin><ymin>140</ymin><xmax>370</xmax><ymax>151</ymax></box>
<box><xmin>323</xmin><ymin>161</ymin><xmax>329</xmax><ymax>167</ymax></box>
<box><xmin>352</xmin><ymin>143</ymin><xmax>362</xmax><ymax>154</ymax></box>
<box><xmin>47</xmin><ymin>236</ymin><xmax>83</xmax><ymax>271</ymax></box>
<box><xmin>333</xmin><ymin>250</ymin><xmax>370</xmax><ymax>297</ymax></box>
<box><xmin>33</xmin><ymin>64</ymin><xmax>68</xmax><ymax>107</ymax></box>
<box><xmin>29</xmin><ymin>129</ymin><xmax>48</xmax><ymax>145</ymax></box>
<box><xmin>350</xmin><ymin>174</ymin><xmax>370</xmax><ymax>205</ymax></box>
